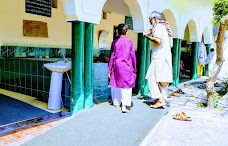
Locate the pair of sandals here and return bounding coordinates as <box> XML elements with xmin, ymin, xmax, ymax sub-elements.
<box><xmin>171</xmin><ymin>89</ymin><xmax>185</xmax><ymax>97</ymax></box>
<box><xmin>172</xmin><ymin>112</ymin><xmax>192</xmax><ymax>121</ymax></box>
<box><xmin>198</xmin><ymin>83</ymin><xmax>222</xmax><ymax>89</ymax></box>
<box><xmin>150</xmin><ymin>98</ymin><xmax>166</xmax><ymax>108</ymax></box>
<box><xmin>198</xmin><ymin>84</ymin><xmax>206</xmax><ymax>89</ymax></box>
<box><xmin>174</xmin><ymin>89</ymin><xmax>185</xmax><ymax>94</ymax></box>
<box><xmin>184</xmin><ymin>84</ymin><xmax>191</xmax><ymax>88</ymax></box>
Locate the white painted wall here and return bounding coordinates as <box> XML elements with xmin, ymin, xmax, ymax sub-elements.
<box><xmin>0</xmin><ymin>0</ymin><xmax>138</xmax><ymax>50</ymax></box>
<box><xmin>94</xmin><ymin>13</ymin><xmax>138</xmax><ymax>50</ymax></box>
<box><xmin>0</xmin><ymin>0</ymin><xmax>71</xmax><ymax>48</ymax></box>
<box><xmin>0</xmin><ymin>0</ymin><xmax>216</xmax><ymax>54</ymax></box>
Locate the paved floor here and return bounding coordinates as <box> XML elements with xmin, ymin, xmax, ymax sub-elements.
<box><xmin>2</xmin><ymin>78</ymin><xmax>226</xmax><ymax>146</ymax></box>
<box><xmin>0</xmin><ymin>94</ymin><xmax>50</xmax><ymax>126</ymax></box>
<box><xmin>143</xmin><ymin>78</ymin><xmax>228</xmax><ymax>146</ymax></box>
<box><xmin>0</xmin><ymin>88</ymin><xmax>69</xmax><ymax>146</ymax></box>
<box><xmin>0</xmin><ymin>117</ymin><xmax>72</xmax><ymax>146</ymax></box>
<box><xmin>22</xmin><ymin>98</ymin><xmax>167</xmax><ymax>146</ymax></box>
<box><xmin>0</xmin><ymin>96</ymin><xmax>167</xmax><ymax>146</ymax></box>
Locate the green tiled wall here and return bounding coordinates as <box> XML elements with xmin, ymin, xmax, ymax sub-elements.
<box><xmin>93</xmin><ymin>63</ymin><xmax>111</xmax><ymax>101</ymax></box>
<box><xmin>0</xmin><ymin>49</ymin><xmax>113</xmax><ymax>108</ymax></box>
<box><xmin>0</xmin><ymin>58</ymin><xmax>71</xmax><ymax>108</ymax></box>
<box><xmin>0</xmin><ymin>46</ymin><xmax>71</xmax><ymax>58</ymax></box>
<box><xmin>0</xmin><ymin>59</ymin><xmax>51</xmax><ymax>102</ymax></box>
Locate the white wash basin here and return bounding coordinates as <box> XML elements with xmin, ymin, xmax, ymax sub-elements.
<box><xmin>44</xmin><ymin>61</ymin><xmax>71</xmax><ymax>73</ymax></box>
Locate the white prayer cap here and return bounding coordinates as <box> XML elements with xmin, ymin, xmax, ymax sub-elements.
<box><xmin>149</xmin><ymin>11</ymin><xmax>162</xmax><ymax>20</ymax></box>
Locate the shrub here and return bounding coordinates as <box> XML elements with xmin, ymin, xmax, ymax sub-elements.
<box><xmin>214</xmin><ymin>92</ymin><xmax>222</xmax><ymax>107</ymax></box>
<box><xmin>217</xmin><ymin>78</ymin><xmax>228</xmax><ymax>96</ymax></box>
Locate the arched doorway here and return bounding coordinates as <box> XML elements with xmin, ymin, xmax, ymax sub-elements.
<box><xmin>202</xmin><ymin>27</ymin><xmax>211</xmax><ymax>44</ymax></box>
<box><xmin>162</xmin><ymin>9</ymin><xmax>180</xmax><ymax>85</ymax></box>
<box><xmin>180</xmin><ymin>19</ymin><xmax>198</xmax><ymax>81</ymax></box>
<box><xmin>99</xmin><ymin>0</ymin><xmax>149</xmax><ymax>95</ymax></box>
<box><xmin>92</xmin><ymin>0</ymin><xmax>145</xmax><ymax>99</ymax></box>
<box><xmin>63</xmin><ymin>0</ymin><xmax>146</xmax><ymax>114</ymax></box>
<box><xmin>202</xmin><ymin>27</ymin><xmax>213</xmax><ymax>76</ymax></box>
<box><xmin>94</xmin><ymin>0</ymin><xmax>145</xmax><ymax>54</ymax></box>
<box><xmin>162</xmin><ymin>9</ymin><xmax>178</xmax><ymax>38</ymax></box>
<box><xmin>99</xmin><ymin>0</ymin><xmax>145</xmax><ymax>32</ymax></box>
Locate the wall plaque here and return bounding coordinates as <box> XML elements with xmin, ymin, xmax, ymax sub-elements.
<box><xmin>25</xmin><ymin>0</ymin><xmax>52</xmax><ymax>17</ymax></box>
<box><xmin>23</xmin><ymin>20</ymin><xmax>48</xmax><ymax>38</ymax></box>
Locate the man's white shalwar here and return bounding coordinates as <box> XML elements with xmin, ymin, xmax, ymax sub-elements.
<box><xmin>145</xmin><ymin>23</ymin><xmax>173</xmax><ymax>99</ymax></box>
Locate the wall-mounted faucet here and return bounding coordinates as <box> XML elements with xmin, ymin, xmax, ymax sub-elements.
<box><xmin>58</xmin><ymin>50</ymin><xmax>67</xmax><ymax>62</ymax></box>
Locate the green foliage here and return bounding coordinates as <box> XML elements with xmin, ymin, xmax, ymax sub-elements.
<box><xmin>217</xmin><ymin>78</ymin><xmax>228</xmax><ymax>96</ymax></box>
<box><xmin>214</xmin><ymin>92</ymin><xmax>221</xmax><ymax>107</ymax></box>
<box><xmin>196</xmin><ymin>100</ymin><xmax>204</xmax><ymax>107</ymax></box>
<box><xmin>212</xmin><ymin>0</ymin><xmax>228</xmax><ymax>25</ymax></box>
<box><xmin>196</xmin><ymin>92</ymin><xmax>222</xmax><ymax>108</ymax></box>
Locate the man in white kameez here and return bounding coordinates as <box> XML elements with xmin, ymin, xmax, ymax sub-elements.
<box><xmin>143</xmin><ymin>11</ymin><xmax>173</xmax><ymax>108</ymax></box>
<box><xmin>198</xmin><ymin>42</ymin><xmax>207</xmax><ymax>77</ymax></box>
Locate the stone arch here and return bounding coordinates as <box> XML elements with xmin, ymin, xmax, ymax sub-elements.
<box><xmin>202</xmin><ymin>27</ymin><xmax>211</xmax><ymax>44</ymax></box>
<box><xmin>62</xmin><ymin>0</ymin><xmax>145</xmax><ymax>32</ymax></box>
<box><xmin>184</xmin><ymin>24</ymin><xmax>190</xmax><ymax>42</ymax></box>
<box><xmin>162</xmin><ymin>9</ymin><xmax>178</xmax><ymax>38</ymax></box>
<box><xmin>202</xmin><ymin>34</ymin><xmax>204</xmax><ymax>43</ymax></box>
<box><xmin>100</xmin><ymin>0</ymin><xmax>145</xmax><ymax>32</ymax></box>
<box><xmin>187</xmin><ymin>19</ymin><xmax>198</xmax><ymax>42</ymax></box>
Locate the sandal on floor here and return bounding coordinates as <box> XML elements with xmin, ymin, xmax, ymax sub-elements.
<box><xmin>184</xmin><ymin>84</ymin><xmax>190</xmax><ymax>88</ymax></box>
<box><xmin>198</xmin><ymin>84</ymin><xmax>206</xmax><ymax>89</ymax></box>
<box><xmin>150</xmin><ymin>104</ymin><xmax>165</xmax><ymax>109</ymax></box>
<box><xmin>150</xmin><ymin>100</ymin><xmax>166</xmax><ymax>109</ymax></box>
<box><xmin>171</xmin><ymin>93</ymin><xmax>179</xmax><ymax>96</ymax></box>
<box><xmin>172</xmin><ymin>112</ymin><xmax>192</xmax><ymax>121</ymax></box>
<box><xmin>174</xmin><ymin>89</ymin><xmax>185</xmax><ymax>94</ymax></box>
<box><xmin>174</xmin><ymin>89</ymin><xmax>182</xmax><ymax>93</ymax></box>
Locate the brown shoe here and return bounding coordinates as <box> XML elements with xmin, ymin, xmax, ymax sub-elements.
<box><xmin>172</xmin><ymin>112</ymin><xmax>192</xmax><ymax>121</ymax></box>
<box><xmin>150</xmin><ymin>99</ymin><xmax>166</xmax><ymax>108</ymax></box>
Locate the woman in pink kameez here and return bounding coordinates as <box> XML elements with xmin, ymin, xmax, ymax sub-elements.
<box><xmin>108</xmin><ymin>23</ymin><xmax>137</xmax><ymax>113</ymax></box>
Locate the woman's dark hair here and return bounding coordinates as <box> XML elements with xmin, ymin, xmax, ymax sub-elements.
<box><xmin>118</xmin><ymin>23</ymin><xmax>128</xmax><ymax>35</ymax></box>
<box><xmin>211</xmin><ymin>48</ymin><xmax>215</xmax><ymax>52</ymax></box>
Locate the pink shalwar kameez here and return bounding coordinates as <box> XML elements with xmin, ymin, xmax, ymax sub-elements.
<box><xmin>108</xmin><ymin>36</ymin><xmax>137</xmax><ymax>106</ymax></box>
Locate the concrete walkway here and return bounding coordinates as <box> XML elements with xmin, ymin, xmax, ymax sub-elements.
<box><xmin>3</xmin><ymin>78</ymin><xmax>227</xmax><ymax>146</ymax></box>
<box><xmin>143</xmin><ymin>78</ymin><xmax>228</xmax><ymax>146</ymax></box>
<box><xmin>22</xmin><ymin>97</ymin><xmax>167</xmax><ymax>146</ymax></box>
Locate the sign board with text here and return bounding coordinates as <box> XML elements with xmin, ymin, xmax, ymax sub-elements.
<box><xmin>23</xmin><ymin>20</ymin><xmax>48</xmax><ymax>38</ymax></box>
<box><xmin>25</xmin><ymin>0</ymin><xmax>52</xmax><ymax>17</ymax></box>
